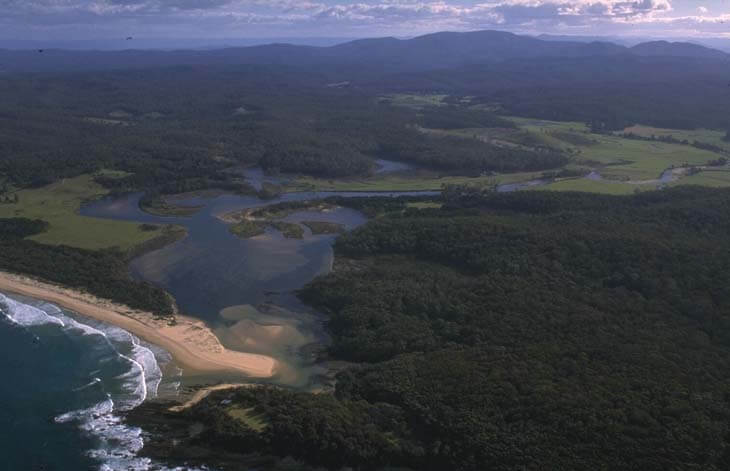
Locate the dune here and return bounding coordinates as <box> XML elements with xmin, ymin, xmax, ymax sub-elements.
<box><xmin>0</xmin><ymin>271</ymin><xmax>277</xmax><ymax>379</ymax></box>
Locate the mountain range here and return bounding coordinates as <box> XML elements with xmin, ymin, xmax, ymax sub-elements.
<box><xmin>0</xmin><ymin>30</ymin><xmax>727</xmax><ymax>76</ymax></box>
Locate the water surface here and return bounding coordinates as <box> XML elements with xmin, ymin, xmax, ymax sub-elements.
<box><xmin>0</xmin><ymin>292</ymin><xmax>182</xmax><ymax>471</ymax></box>
<box><xmin>81</xmin><ymin>190</ymin><xmax>433</xmax><ymax>387</ymax></box>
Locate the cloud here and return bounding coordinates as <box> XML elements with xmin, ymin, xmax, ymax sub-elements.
<box><xmin>1</xmin><ymin>0</ymin><xmax>729</xmax><ymax>39</ymax></box>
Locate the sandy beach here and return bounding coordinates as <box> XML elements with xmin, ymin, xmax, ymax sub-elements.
<box><xmin>0</xmin><ymin>271</ymin><xmax>277</xmax><ymax>378</ymax></box>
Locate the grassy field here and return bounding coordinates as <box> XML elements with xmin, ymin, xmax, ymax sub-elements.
<box><xmin>577</xmin><ymin>134</ymin><xmax>719</xmax><ymax>180</ymax></box>
<box><xmin>380</xmin><ymin>93</ymin><xmax>448</xmax><ymax>109</ymax></box>
<box><xmin>536</xmin><ymin>178</ymin><xmax>654</xmax><ymax>195</ymax></box>
<box><xmin>510</xmin><ymin>117</ymin><xmax>722</xmax><ymax>180</ymax></box>
<box><xmin>0</xmin><ymin>175</ymin><xmax>164</xmax><ymax>250</ymax></box>
<box><xmin>288</xmin><ymin>110</ymin><xmax>728</xmax><ymax>194</ymax></box>
<box><xmin>226</xmin><ymin>406</ymin><xmax>268</xmax><ymax>432</ymax></box>
<box><xmin>289</xmin><ymin>171</ymin><xmax>543</xmax><ymax>192</ymax></box>
<box><xmin>669</xmin><ymin>169</ymin><xmax>730</xmax><ymax>188</ymax></box>
<box><xmin>622</xmin><ymin>125</ymin><xmax>730</xmax><ymax>152</ymax></box>
<box><xmin>406</xmin><ymin>202</ymin><xmax>443</xmax><ymax>209</ymax></box>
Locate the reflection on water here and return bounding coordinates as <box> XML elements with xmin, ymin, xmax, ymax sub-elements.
<box><xmin>81</xmin><ymin>190</ymin><xmax>433</xmax><ymax>388</ymax></box>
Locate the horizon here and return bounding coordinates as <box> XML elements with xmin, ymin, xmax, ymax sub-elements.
<box><xmin>1</xmin><ymin>1</ymin><xmax>728</xmax><ymax>43</ymax></box>
<box><xmin>2</xmin><ymin>30</ymin><xmax>730</xmax><ymax>53</ymax></box>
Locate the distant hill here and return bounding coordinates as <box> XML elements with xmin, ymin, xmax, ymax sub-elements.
<box><xmin>630</xmin><ymin>40</ymin><xmax>730</xmax><ymax>60</ymax></box>
<box><xmin>328</xmin><ymin>30</ymin><xmax>626</xmax><ymax>68</ymax></box>
<box><xmin>0</xmin><ymin>37</ymin><xmax>354</xmax><ymax>51</ymax></box>
<box><xmin>0</xmin><ymin>30</ymin><xmax>727</xmax><ymax>75</ymax></box>
<box><xmin>537</xmin><ymin>34</ymin><xmax>637</xmax><ymax>46</ymax></box>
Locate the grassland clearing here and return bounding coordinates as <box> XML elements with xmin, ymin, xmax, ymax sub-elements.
<box><xmin>291</xmin><ymin>116</ymin><xmax>726</xmax><ymax>193</ymax></box>
<box><xmin>535</xmin><ymin>178</ymin><xmax>653</xmax><ymax>195</ymax></box>
<box><xmin>289</xmin><ymin>171</ymin><xmax>542</xmax><ymax>192</ymax></box>
<box><xmin>622</xmin><ymin>125</ymin><xmax>730</xmax><ymax>152</ymax></box>
<box><xmin>0</xmin><ymin>175</ymin><xmax>165</xmax><ymax>250</ymax></box>
<box><xmin>406</xmin><ymin>202</ymin><xmax>443</xmax><ymax>209</ymax></box>
<box><xmin>575</xmin><ymin>134</ymin><xmax>720</xmax><ymax>180</ymax></box>
<box><xmin>379</xmin><ymin>93</ymin><xmax>448</xmax><ymax>109</ymax></box>
<box><xmin>226</xmin><ymin>406</ymin><xmax>269</xmax><ymax>432</ymax></box>
<box><xmin>669</xmin><ymin>169</ymin><xmax>730</xmax><ymax>188</ymax></box>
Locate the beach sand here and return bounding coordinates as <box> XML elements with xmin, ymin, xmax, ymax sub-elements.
<box><xmin>0</xmin><ymin>271</ymin><xmax>277</xmax><ymax>379</ymax></box>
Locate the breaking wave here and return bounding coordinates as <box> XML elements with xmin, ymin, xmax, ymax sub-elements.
<box><xmin>0</xmin><ymin>293</ymin><xmax>197</xmax><ymax>471</ymax></box>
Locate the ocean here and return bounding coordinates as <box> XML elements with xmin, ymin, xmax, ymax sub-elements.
<box><xmin>0</xmin><ymin>292</ymin><xmax>196</xmax><ymax>471</ymax></box>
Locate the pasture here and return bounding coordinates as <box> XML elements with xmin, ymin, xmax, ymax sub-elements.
<box><xmin>0</xmin><ymin>174</ymin><xmax>163</xmax><ymax>250</ymax></box>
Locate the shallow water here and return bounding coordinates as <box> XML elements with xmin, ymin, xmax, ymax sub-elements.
<box><xmin>81</xmin><ymin>190</ymin><xmax>434</xmax><ymax>387</ymax></box>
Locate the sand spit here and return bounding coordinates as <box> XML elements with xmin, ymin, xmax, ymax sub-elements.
<box><xmin>0</xmin><ymin>271</ymin><xmax>277</xmax><ymax>379</ymax></box>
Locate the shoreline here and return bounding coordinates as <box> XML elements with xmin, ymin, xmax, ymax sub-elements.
<box><xmin>0</xmin><ymin>271</ymin><xmax>277</xmax><ymax>379</ymax></box>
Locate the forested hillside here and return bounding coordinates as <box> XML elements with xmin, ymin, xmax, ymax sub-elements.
<box><xmin>0</xmin><ymin>69</ymin><xmax>568</xmax><ymax>192</ymax></box>
<box><xmin>183</xmin><ymin>186</ymin><xmax>730</xmax><ymax>470</ymax></box>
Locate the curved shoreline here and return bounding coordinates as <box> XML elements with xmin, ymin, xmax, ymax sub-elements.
<box><xmin>0</xmin><ymin>271</ymin><xmax>277</xmax><ymax>379</ymax></box>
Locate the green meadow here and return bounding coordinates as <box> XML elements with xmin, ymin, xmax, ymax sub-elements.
<box><xmin>511</xmin><ymin>117</ymin><xmax>721</xmax><ymax>180</ymax></box>
<box><xmin>0</xmin><ymin>174</ymin><xmax>164</xmax><ymax>250</ymax></box>
<box><xmin>535</xmin><ymin>178</ymin><xmax>653</xmax><ymax>195</ymax></box>
<box><xmin>290</xmin><ymin>113</ymin><xmax>726</xmax><ymax>194</ymax></box>
<box><xmin>380</xmin><ymin>93</ymin><xmax>448</xmax><ymax>108</ymax></box>
<box><xmin>622</xmin><ymin>125</ymin><xmax>730</xmax><ymax>152</ymax></box>
<box><xmin>290</xmin><ymin>171</ymin><xmax>542</xmax><ymax>192</ymax></box>
<box><xmin>669</xmin><ymin>169</ymin><xmax>730</xmax><ymax>188</ymax></box>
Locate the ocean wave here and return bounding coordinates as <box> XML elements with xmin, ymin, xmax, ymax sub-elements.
<box><xmin>1</xmin><ymin>293</ymin><xmax>196</xmax><ymax>471</ymax></box>
<box><xmin>73</xmin><ymin>377</ymin><xmax>103</xmax><ymax>392</ymax></box>
<box><xmin>0</xmin><ymin>293</ymin><xmax>65</xmax><ymax>327</ymax></box>
<box><xmin>55</xmin><ymin>396</ymin><xmax>115</xmax><ymax>424</ymax></box>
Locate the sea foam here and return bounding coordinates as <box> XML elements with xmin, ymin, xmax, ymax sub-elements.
<box><xmin>1</xmin><ymin>293</ymin><xmax>197</xmax><ymax>471</ymax></box>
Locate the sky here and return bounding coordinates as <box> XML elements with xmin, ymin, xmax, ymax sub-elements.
<box><xmin>1</xmin><ymin>1</ymin><xmax>729</xmax><ymax>41</ymax></box>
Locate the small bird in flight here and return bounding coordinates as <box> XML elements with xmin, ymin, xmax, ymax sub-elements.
<box><xmin>126</xmin><ymin>37</ymin><xmax>133</xmax><ymax>40</ymax></box>
<box><xmin>38</xmin><ymin>49</ymin><xmax>44</xmax><ymax>53</ymax></box>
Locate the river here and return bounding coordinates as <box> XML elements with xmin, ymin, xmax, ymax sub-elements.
<box><xmin>81</xmin><ymin>190</ymin><xmax>435</xmax><ymax>388</ymax></box>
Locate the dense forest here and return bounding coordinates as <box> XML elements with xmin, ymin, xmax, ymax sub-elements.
<box><xmin>0</xmin><ymin>68</ymin><xmax>569</xmax><ymax>193</ymax></box>
<box><xmin>179</xmin><ymin>186</ymin><xmax>730</xmax><ymax>470</ymax></box>
<box><xmin>3</xmin><ymin>47</ymin><xmax>730</xmax><ymax>196</ymax></box>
